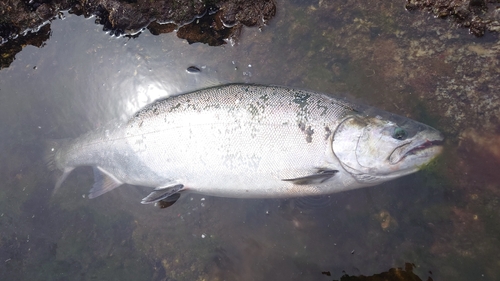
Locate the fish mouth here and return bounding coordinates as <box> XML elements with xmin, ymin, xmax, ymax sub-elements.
<box><xmin>405</xmin><ymin>139</ymin><xmax>444</xmax><ymax>156</ymax></box>
<box><xmin>389</xmin><ymin>139</ymin><xmax>444</xmax><ymax>164</ymax></box>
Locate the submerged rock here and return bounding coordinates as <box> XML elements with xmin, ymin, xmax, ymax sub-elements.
<box><xmin>322</xmin><ymin>263</ymin><xmax>432</xmax><ymax>281</ymax></box>
<box><xmin>406</xmin><ymin>0</ymin><xmax>500</xmax><ymax>36</ymax></box>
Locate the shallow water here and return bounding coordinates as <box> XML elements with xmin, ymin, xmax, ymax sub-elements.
<box><xmin>1</xmin><ymin>1</ymin><xmax>499</xmax><ymax>280</ymax></box>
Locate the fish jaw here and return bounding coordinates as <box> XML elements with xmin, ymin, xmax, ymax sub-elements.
<box><xmin>389</xmin><ymin>138</ymin><xmax>444</xmax><ymax>166</ymax></box>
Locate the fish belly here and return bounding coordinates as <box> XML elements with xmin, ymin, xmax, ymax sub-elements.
<box><xmin>126</xmin><ymin>118</ymin><xmax>332</xmax><ymax>197</ymax></box>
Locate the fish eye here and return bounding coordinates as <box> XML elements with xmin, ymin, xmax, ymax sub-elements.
<box><xmin>392</xmin><ymin>127</ymin><xmax>408</xmax><ymax>140</ymax></box>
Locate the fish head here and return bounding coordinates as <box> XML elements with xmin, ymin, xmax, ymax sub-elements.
<box><xmin>332</xmin><ymin>112</ymin><xmax>444</xmax><ymax>185</ymax></box>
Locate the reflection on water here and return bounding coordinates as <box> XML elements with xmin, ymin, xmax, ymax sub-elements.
<box><xmin>1</xmin><ymin>0</ymin><xmax>499</xmax><ymax>280</ymax></box>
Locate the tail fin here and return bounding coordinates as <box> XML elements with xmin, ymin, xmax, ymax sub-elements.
<box><xmin>44</xmin><ymin>139</ymin><xmax>74</xmax><ymax>195</ymax></box>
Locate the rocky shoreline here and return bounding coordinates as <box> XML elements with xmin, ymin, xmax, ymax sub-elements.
<box><xmin>0</xmin><ymin>0</ymin><xmax>276</xmax><ymax>69</ymax></box>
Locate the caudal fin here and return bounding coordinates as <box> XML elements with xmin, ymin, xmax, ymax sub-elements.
<box><xmin>44</xmin><ymin>139</ymin><xmax>74</xmax><ymax>195</ymax></box>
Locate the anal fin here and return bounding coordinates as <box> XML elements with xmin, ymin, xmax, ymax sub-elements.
<box><xmin>282</xmin><ymin>169</ymin><xmax>338</xmax><ymax>185</ymax></box>
<box><xmin>89</xmin><ymin>166</ymin><xmax>123</xmax><ymax>199</ymax></box>
<box><xmin>141</xmin><ymin>184</ymin><xmax>184</xmax><ymax>204</ymax></box>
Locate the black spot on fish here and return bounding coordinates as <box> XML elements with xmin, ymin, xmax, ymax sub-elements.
<box><xmin>324</xmin><ymin>126</ymin><xmax>332</xmax><ymax>140</ymax></box>
<box><xmin>259</xmin><ymin>94</ymin><xmax>270</xmax><ymax>102</ymax></box>
<box><xmin>293</xmin><ymin>92</ymin><xmax>311</xmax><ymax>108</ymax></box>
<box><xmin>298</xmin><ymin>122</ymin><xmax>306</xmax><ymax>132</ymax></box>
<box><xmin>298</xmin><ymin>122</ymin><xmax>314</xmax><ymax>143</ymax></box>
<box><xmin>247</xmin><ymin>104</ymin><xmax>260</xmax><ymax>118</ymax></box>
<box><xmin>332</xmin><ymin>100</ymin><xmax>358</xmax><ymax>113</ymax></box>
<box><xmin>316</xmin><ymin>100</ymin><xmax>329</xmax><ymax>116</ymax></box>
<box><xmin>169</xmin><ymin>103</ymin><xmax>181</xmax><ymax>112</ymax></box>
<box><xmin>305</xmin><ymin>126</ymin><xmax>314</xmax><ymax>143</ymax></box>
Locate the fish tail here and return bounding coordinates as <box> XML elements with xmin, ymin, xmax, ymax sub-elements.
<box><xmin>44</xmin><ymin>139</ymin><xmax>74</xmax><ymax>195</ymax></box>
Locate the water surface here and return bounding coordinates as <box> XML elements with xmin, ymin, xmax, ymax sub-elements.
<box><xmin>1</xmin><ymin>1</ymin><xmax>499</xmax><ymax>280</ymax></box>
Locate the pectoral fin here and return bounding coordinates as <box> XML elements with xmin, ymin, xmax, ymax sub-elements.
<box><xmin>157</xmin><ymin>193</ymin><xmax>181</xmax><ymax>209</ymax></box>
<box><xmin>141</xmin><ymin>184</ymin><xmax>184</xmax><ymax>204</ymax></box>
<box><xmin>89</xmin><ymin>166</ymin><xmax>123</xmax><ymax>199</ymax></box>
<box><xmin>282</xmin><ymin>169</ymin><xmax>338</xmax><ymax>185</ymax></box>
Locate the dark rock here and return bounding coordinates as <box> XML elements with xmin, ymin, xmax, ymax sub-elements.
<box><xmin>177</xmin><ymin>9</ymin><xmax>240</xmax><ymax>46</ymax></box>
<box><xmin>0</xmin><ymin>24</ymin><xmax>51</xmax><ymax>69</ymax></box>
<box><xmin>219</xmin><ymin>0</ymin><xmax>276</xmax><ymax>27</ymax></box>
<box><xmin>468</xmin><ymin>0</ymin><xmax>485</xmax><ymax>8</ymax></box>
<box><xmin>147</xmin><ymin>22</ymin><xmax>176</xmax><ymax>36</ymax></box>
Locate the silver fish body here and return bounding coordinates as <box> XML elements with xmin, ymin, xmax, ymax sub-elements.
<box><xmin>49</xmin><ymin>84</ymin><xmax>443</xmax><ymax>204</ymax></box>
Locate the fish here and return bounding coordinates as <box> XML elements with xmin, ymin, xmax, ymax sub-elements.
<box><xmin>45</xmin><ymin>84</ymin><xmax>444</xmax><ymax>205</ymax></box>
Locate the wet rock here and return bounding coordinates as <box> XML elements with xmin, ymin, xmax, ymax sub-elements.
<box><xmin>0</xmin><ymin>23</ymin><xmax>19</xmax><ymax>45</ymax></box>
<box><xmin>0</xmin><ymin>24</ymin><xmax>51</xmax><ymax>69</ymax></box>
<box><xmin>0</xmin><ymin>0</ymin><xmax>276</xmax><ymax>44</ymax></box>
<box><xmin>406</xmin><ymin>0</ymin><xmax>500</xmax><ymax>36</ymax></box>
<box><xmin>36</xmin><ymin>3</ymin><xmax>55</xmax><ymax>22</ymax></box>
<box><xmin>176</xmin><ymin>8</ymin><xmax>239</xmax><ymax>46</ymax></box>
<box><xmin>219</xmin><ymin>0</ymin><xmax>276</xmax><ymax>27</ymax></box>
<box><xmin>146</xmin><ymin>22</ymin><xmax>176</xmax><ymax>36</ymax></box>
<box><xmin>337</xmin><ymin>263</ymin><xmax>431</xmax><ymax>281</ymax></box>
